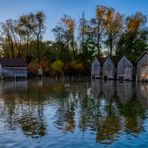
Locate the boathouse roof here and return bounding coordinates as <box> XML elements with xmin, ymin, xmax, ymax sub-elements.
<box><xmin>135</xmin><ymin>51</ymin><xmax>148</xmax><ymax>63</ymax></box>
<box><xmin>97</xmin><ymin>57</ymin><xmax>106</xmax><ymax>64</ymax></box>
<box><xmin>0</xmin><ymin>58</ymin><xmax>27</xmax><ymax>67</ymax></box>
<box><xmin>109</xmin><ymin>56</ymin><xmax>120</xmax><ymax>64</ymax></box>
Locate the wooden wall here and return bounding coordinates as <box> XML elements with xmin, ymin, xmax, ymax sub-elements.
<box><xmin>2</xmin><ymin>67</ymin><xmax>27</xmax><ymax>78</ymax></box>
<box><xmin>103</xmin><ymin>57</ymin><xmax>116</xmax><ymax>79</ymax></box>
<box><xmin>117</xmin><ymin>56</ymin><xmax>133</xmax><ymax>80</ymax></box>
<box><xmin>136</xmin><ymin>53</ymin><xmax>148</xmax><ymax>81</ymax></box>
<box><xmin>91</xmin><ymin>58</ymin><xmax>102</xmax><ymax>78</ymax></box>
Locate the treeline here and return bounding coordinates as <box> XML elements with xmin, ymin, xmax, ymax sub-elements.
<box><xmin>0</xmin><ymin>5</ymin><xmax>148</xmax><ymax>76</ymax></box>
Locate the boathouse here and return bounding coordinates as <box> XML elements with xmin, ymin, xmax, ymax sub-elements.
<box><xmin>117</xmin><ymin>55</ymin><xmax>134</xmax><ymax>81</ymax></box>
<box><xmin>0</xmin><ymin>58</ymin><xmax>27</xmax><ymax>79</ymax></box>
<box><xmin>102</xmin><ymin>56</ymin><xmax>120</xmax><ymax>80</ymax></box>
<box><xmin>136</xmin><ymin>51</ymin><xmax>148</xmax><ymax>81</ymax></box>
<box><xmin>91</xmin><ymin>57</ymin><xmax>105</xmax><ymax>79</ymax></box>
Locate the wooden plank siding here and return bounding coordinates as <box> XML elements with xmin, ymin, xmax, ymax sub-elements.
<box><xmin>117</xmin><ymin>56</ymin><xmax>133</xmax><ymax>81</ymax></box>
<box><xmin>0</xmin><ymin>58</ymin><xmax>27</xmax><ymax>79</ymax></box>
<box><xmin>2</xmin><ymin>67</ymin><xmax>27</xmax><ymax>78</ymax></box>
<box><xmin>91</xmin><ymin>57</ymin><xmax>104</xmax><ymax>79</ymax></box>
<box><xmin>102</xmin><ymin>57</ymin><xmax>117</xmax><ymax>80</ymax></box>
<box><xmin>136</xmin><ymin>52</ymin><xmax>148</xmax><ymax>81</ymax></box>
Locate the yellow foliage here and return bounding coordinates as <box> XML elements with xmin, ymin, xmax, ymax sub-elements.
<box><xmin>50</xmin><ymin>60</ymin><xmax>64</xmax><ymax>75</ymax></box>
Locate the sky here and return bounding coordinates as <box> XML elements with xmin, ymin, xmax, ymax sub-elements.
<box><xmin>0</xmin><ymin>0</ymin><xmax>148</xmax><ymax>40</ymax></box>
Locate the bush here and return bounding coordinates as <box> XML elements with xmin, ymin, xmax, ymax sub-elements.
<box><xmin>50</xmin><ymin>60</ymin><xmax>64</xmax><ymax>76</ymax></box>
<box><xmin>28</xmin><ymin>62</ymin><xmax>38</xmax><ymax>76</ymax></box>
<box><xmin>64</xmin><ymin>61</ymin><xmax>89</xmax><ymax>76</ymax></box>
<box><xmin>44</xmin><ymin>67</ymin><xmax>50</xmax><ymax>76</ymax></box>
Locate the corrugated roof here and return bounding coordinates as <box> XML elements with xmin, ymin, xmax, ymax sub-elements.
<box><xmin>0</xmin><ymin>58</ymin><xmax>27</xmax><ymax>67</ymax></box>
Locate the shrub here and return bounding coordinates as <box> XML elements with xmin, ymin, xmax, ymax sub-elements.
<box><xmin>64</xmin><ymin>61</ymin><xmax>87</xmax><ymax>76</ymax></box>
<box><xmin>50</xmin><ymin>60</ymin><xmax>64</xmax><ymax>76</ymax></box>
<box><xmin>28</xmin><ymin>62</ymin><xmax>38</xmax><ymax>76</ymax></box>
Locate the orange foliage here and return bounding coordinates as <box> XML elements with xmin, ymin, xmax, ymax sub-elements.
<box><xmin>126</xmin><ymin>12</ymin><xmax>145</xmax><ymax>33</ymax></box>
<box><xmin>28</xmin><ymin>62</ymin><xmax>38</xmax><ymax>75</ymax></box>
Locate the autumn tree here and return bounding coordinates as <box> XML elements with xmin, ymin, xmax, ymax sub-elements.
<box><xmin>28</xmin><ymin>11</ymin><xmax>45</xmax><ymax>62</ymax></box>
<box><xmin>0</xmin><ymin>19</ymin><xmax>18</xmax><ymax>58</ymax></box>
<box><xmin>116</xmin><ymin>12</ymin><xmax>148</xmax><ymax>55</ymax></box>
<box><xmin>17</xmin><ymin>14</ymin><xmax>34</xmax><ymax>58</ymax></box>
<box><xmin>91</xmin><ymin>5</ymin><xmax>108</xmax><ymax>55</ymax></box>
<box><xmin>79</xmin><ymin>13</ymin><xmax>89</xmax><ymax>54</ymax></box>
<box><xmin>61</xmin><ymin>15</ymin><xmax>76</xmax><ymax>59</ymax></box>
<box><xmin>104</xmin><ymin>8</ymin><xmax>123</xmax><ymax>55</ymax></box>
<box><xmin>52</xmin><ymin>24</ymin><xmax>66</xmax><ymax>61</ymax></box>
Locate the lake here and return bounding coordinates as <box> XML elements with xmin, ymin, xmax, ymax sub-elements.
<box><xmin>0</xmin><ymin>78</ymin><xmax>148</xmax><ymax>148</ymax></box>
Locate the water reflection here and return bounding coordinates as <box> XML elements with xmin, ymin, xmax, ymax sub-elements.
<box><xmin>0</xmin><ymin>79</ymin><xmax>148</xmax><ymax>147</ymax></box>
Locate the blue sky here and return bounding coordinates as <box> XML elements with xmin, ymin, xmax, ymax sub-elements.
<box><xmin>0</xmin><ymin>0</ymin><xmax>148</xmax><ymax>40</ymax></box>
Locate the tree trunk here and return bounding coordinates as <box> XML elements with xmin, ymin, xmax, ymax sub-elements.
<box><xmin>37</xmin><ymin>34</ymin><xmax>40</xmax><ymax>63</ymax></box>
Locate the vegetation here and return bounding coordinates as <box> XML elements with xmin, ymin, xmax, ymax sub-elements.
<box><xmin>0</xmin><ymin>6</ymin><xmax>148</xmax><ymax>76</ymax></box>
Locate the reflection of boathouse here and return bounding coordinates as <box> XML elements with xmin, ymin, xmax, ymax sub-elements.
<box><xmin>117</xmin><ymin>81</ymin><xmax>134</xmax><ymax>104</ymax></box>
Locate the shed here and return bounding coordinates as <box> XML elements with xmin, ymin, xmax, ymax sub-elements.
<box><xmin>102</xmin><ymin>56</ymin><xmax>120</xmax><ymax>80</ymax></box>
<box><xmin>136</xmin><ymin>51</ymin><xmax>148</xmax><ymax>81</ymax></box>
<box><xmin>91</xmin><ymin>57</ymin><xmax>105</xmax><ymax>79</ymax></box>
<box><xmin>117</xmin><ymin>55</ymin><xmax>134</xmax><ymax>80</ymax></box>
<box><xmin>0</xmin><ymin>58</ymin><xmax>27</xmax><ymax>78</ymax></box>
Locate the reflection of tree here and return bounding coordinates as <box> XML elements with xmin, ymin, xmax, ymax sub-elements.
<box><xmin>18</xmin><ymin>107</ymin><xmax>46</xmax><ymax>138</ymax></box>
<box><xmin>3</xmin><ymin>97</ymin><xmax>17</xmax><ymax>130</ymax></box>
<box><xmin>137</xmin><ymin>83</ymin><xmax>148</xmax><ymax>108</ymax></box>
<box><xmin>95</xmin><ymin>95</ymin><xmax>120</xmax><ymax>144</ymax></box>
<box><xmin>79</xmin><ymin>80</ymin><xmax>121</xmax><ymax>144</ymax></box>
<box><xmin>79</xmin><ymin>94</ymin><xmax>100</xmax><ymax>132</ymax></box>
<box><xmin>54</xmin><ymin>97</ymin><xmax>75</xmax><ymax>132</ymax></box>
<box><xmin>96</xmin><ymin>116</ymin><xmax>120</xmax><ymax>144</ymax></box>
<box><xmin>118</xmin><ymin>97</ymin><xmax>145</xmax><ymax>134</ymax></box>
<box><xmin>1</xmin><ymin>79</ymin><xmax>148</xmax><ymax>144</ymax></box>
<box><xmin>55</xmin><ymin>82</ymin><xmax>91</xmax><ymax>133</ymax></box>
<box><xmin>1</xmin><ymin>81</ymin><xmax>47</xmax><ymax>138</ymax></box>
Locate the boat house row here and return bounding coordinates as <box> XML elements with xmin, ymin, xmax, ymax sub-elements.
<box><xmin>0</xmin><ymin>58</ymin><xmax>27</xmax><ymax>79</ymax></box>
<box><xmin>91</xmin><ymin>51</ymin><xmax>148</xmax><ymax>81</ymax></box>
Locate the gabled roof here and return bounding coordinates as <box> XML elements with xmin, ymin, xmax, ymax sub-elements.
<box><xmin>126</xmin><ymin>55</ymin><xmax>139</xmax><ymax>64</ymax></box>
<box><xmin>91</xmin><ymin>56</ymin><xmax>106</xmax><ymax>65</ymax></box>
<box><xmin>0</xmin><ymin>58</ymin><xmax>27</xmax><ymax>67</ymax></box>
<box><xmin>118</xmin><ymin>52</ymin><xmax>146</xmax><ymax>64</ymax></box>
<box><xmin>108</xmin><ymin>56</ymin><xmax>120</xmax><ymax>65</ymax></box>
<box><xmin>97</xmin><ymin>57</ymin><xmax>106</xmax><ymax>64</ymax></box>
<box><xmin>135</xmin><ymin>51</ymin><xmax>148</xmax><ymax>63</ymax></box>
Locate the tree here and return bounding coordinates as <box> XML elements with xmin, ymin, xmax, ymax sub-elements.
<box><xmin>91</xmin><ymin>5</ymin><xmax>108</xmax><ymax>55</ymax></box>
<box><xmin>79</xmin><ymin>13</ymin><xmax>89</xmax><ymax>55</ymax></box>
<box><xmin>17</xmin><ymin>14</ymin><xmax>34</xmax><ymax>58</ymax></box>
<box><xmin>104</xmin><ymin>8</ymin><xmax>123</xmax><ymax>55</ymax></box>
<box><xmin>0</xmin><ymin>19</ymin><xmax>18</xmax><ymax>58</ymax></box>
<box><xmin>52</xmin><ymin>24</ymin><xmax>66</xmax><ymax>61</ymax></box>
<box><xmin>29</xmin><ymin>11</ymin><xmax>45</xmax><ymax>62</ymax></box>
<box><xmin>61</xmin><ymin>15</ymin><xmax>76</xmax><ymax>59</ymax></box>
<box><xmin>116</xmin><ymin>12</ymin><xmax>148</xmax><ymax>55</ymax></box>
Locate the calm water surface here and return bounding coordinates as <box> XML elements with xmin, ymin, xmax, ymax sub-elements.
<box><xmin>0</xmin><ymin>79</ymin><xmax>148</xmax><ymax>148</ymax></box>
